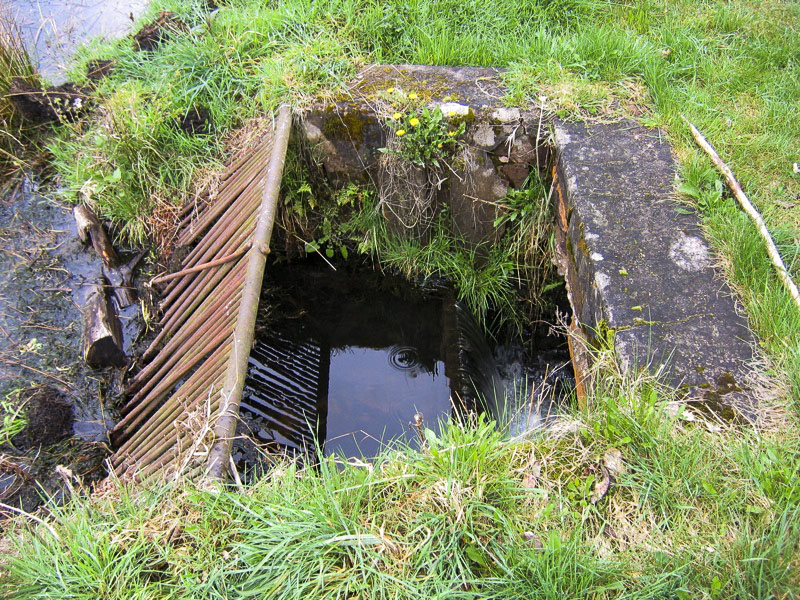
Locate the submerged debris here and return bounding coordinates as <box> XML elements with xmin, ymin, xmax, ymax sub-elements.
<box><xmin>4</xmin><ymin>386</ymin><xmax>73</xmax><ymax>453</ymax></box>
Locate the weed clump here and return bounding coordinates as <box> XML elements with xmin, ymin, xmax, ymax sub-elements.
<box><xmin>0</xmin><ymin>14</ymin><xmax>36</xmax><ymax>171</ymax></box>
<box><xmin>3</xmin><ymin>350</ymin><xmax>799</xmax><ymax>598</ymax></box>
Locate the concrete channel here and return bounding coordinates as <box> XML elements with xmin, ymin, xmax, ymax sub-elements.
<box><xmin>114</xmin><ymin>65</ymin><xmax>762</xmax><ymax>483</ymax></box>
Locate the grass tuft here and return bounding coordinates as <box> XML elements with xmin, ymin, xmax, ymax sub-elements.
<box><xmin>3</xmin><ymin>347</ymin><xmax>799</xmax><ymax>598</ymax></box>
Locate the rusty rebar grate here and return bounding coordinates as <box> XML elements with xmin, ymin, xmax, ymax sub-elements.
<box><xmin>110</xmin><ymin>106</ymin><xmax>292</xmax><ymax>482</ymax></box>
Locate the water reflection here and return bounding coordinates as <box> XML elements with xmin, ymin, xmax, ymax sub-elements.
<box><xmin>6</xmin><ymin>0</ymin><xmax>148</xmax><ymax>83</ymax></box>
<box><xmin>239</xmin><ymin>263</ymin><xmax>456</xmax><ymax>460</ymax></box>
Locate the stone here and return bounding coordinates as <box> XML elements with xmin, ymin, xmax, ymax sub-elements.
<box><xmin>449</xmin><ymin>147</ymin><xmax>507</xmax><ymax>246</ymax></box>
<box><xmin>298</xmin><ymin>65</ymin><xmax>544</xmax><ymax>246</ymax></box>
<box><xmin>553</xmin><ymin>118</ymin><xmax>760</xmax><ymax>413</ymax></box>
<box><xmin>499</xmin><ymin>163</ymin><xmax>530</xmax><ymax>188</ymax></box>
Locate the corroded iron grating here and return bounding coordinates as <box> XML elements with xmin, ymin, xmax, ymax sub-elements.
<box><xmin>110</xmin><ymin>106</ymin><xmax>292</xmax><ymax>482</ymax></box>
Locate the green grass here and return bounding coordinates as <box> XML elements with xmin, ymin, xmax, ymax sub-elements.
<box><xmin>9</xmin><ymin>4</ymin><xmax>799</xmax><ymax>595</ymax></box>
<box><xmin>46</xmin><ymin>0</ymin><xmax>800</xmax><ymax>392</ymax></box>
<box><xmin>2</xmin><ymin>361</ymin><xmax>798</xmax><ymax>598</ymax></box>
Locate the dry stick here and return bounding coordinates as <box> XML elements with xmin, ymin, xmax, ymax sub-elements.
<box><xmin>1</xmin><ymin>359</ymin><xmax>74</xmax><ymax>389</ymax></box>
<box><xmin>686</xmin><ymin>119</ymin><xmax>800</xmax><ymax>311</ymax></box>
<box><xmin>150</xmin><ymin>243</ymin><xmax>251</xmax><ymax>286</ymax></box>
<box><xmin>0</xmin><ymin>502</ymin><xmax>61</xmax><ymax>541</ymax></box>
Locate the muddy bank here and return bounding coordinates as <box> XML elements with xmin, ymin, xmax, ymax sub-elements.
<box><xmin>0</xmin><ymin>175</ymin><xmax>142</xmax><ymax>513</ymax></box>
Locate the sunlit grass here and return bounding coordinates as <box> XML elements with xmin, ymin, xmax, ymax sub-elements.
<box><xmin>3</xmin><ymin>354</ymin><xmax>798</xmax><ymax>598</ymax></box>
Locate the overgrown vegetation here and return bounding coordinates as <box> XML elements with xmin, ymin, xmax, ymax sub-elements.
<box><xmin>2</xmin><ymin>348</ymin><xmax>798</xmax><ymax>598</ymax></box>
<box><xmin>279</xmin><ymin>150</ymin><xmax>554</xmax><ymax>329</ymax></box>
<box><xmin>3</xmin><ymin>0</ymin><xmax>799</xmax><ymax>595</ymax></box>
<box><xmin>42</xmin><ymin>0</ymin><xmax>800</xmax><ymax>394</ymax></box>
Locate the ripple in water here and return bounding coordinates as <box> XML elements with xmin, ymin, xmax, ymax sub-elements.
<box><xmin>388</xmin><ymin>345</ymin><xmax>421</xmax><ymax>374</ymax></box>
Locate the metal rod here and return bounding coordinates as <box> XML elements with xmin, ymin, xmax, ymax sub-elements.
<box><xmin>151</xmin><ymin>244</ymin><xmax>251</xmax><ymax>285</ymax></box>
<box><xmin>206</xmin><ymin>104</ymin><xmax>292</xmax><ymax>480</ymax></box>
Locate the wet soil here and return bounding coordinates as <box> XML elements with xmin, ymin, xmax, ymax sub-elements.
<box><xmin>177</xmin><ymin>105</ymin><xmax>213</xmax><ymax>136</ymax></box>
<box><xmin>133</xmin><ymin>11</ymin><xmax>188</xmax><ymax>52</ymax></box>
<box><xmin>0</xmin><ymin>175</ymin><xmax>142</xmax><ymax>513</ymax></box>
<box><xmin>8</xmin><ymin>78</ymin><xmax>89</xmax><ymax>124</ymax></box>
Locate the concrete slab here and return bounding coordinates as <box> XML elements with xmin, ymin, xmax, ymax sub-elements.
<box><xmin>553</xmin><ymin>119</ymin><xmax>758</xmax><ymax>411</ymax></box>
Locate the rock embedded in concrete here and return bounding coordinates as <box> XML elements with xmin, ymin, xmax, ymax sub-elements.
<box><xmin>553</xmin><ymin>118</ymin><xmax>759</xmax><ymax>412</ymax></box>
<box><xmin>299</xmin><ymin>65</ymin><xmax>547</xmax><ymax>245</ymax></box>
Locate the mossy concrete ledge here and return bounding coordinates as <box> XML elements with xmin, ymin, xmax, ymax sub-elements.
<box><xmin>299</xmin><ymin>64</ymin><xmax>547</xmax><ymax>245</ymax></box>
<box><xmin>553</xmin><ymin>119</ymin><xmax>760</xmax><ymax>412</ymax></box>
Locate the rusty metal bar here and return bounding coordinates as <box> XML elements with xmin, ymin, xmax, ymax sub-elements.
<box><xmin>151</xmin><ymin>244</ymin><xmax>251</xmax><ymax>285</ymax></box>
<box><xmin>110</xmin><ymin>107</ymin><xmax>291</xmax><ymax>482</ymax></box>
<box><xmin>206</xmin><ymin>104</ymin><xmax>292</xmax><ymax>480</ymax></box>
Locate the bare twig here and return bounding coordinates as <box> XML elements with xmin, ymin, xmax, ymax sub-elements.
<box><xmin>0</xmin><ymin>502</ymin><xmax>61</xmax><ymax>541</ymax></box>
<box><xmin>685</xmin><ymin>118</ymin><xmax>800</xmax><ymax>311</ymax></box>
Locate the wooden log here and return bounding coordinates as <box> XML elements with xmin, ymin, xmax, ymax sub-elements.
<box><xmin>74</xmin><ymin>204</ymin><xmax>118</xmax><ymax>266</ymax></box>
<box><xmin>74</xmin><ymin>205</ymin><xmax>137</xmax><ymax>308</ymax></box>
<box><xmin>84</xmin><ymin>278</ymin><xmax>127</xmax><ymax>369</ymax></box>
<box><xmin>102</xmin><ymin>264</ymin><xmax>136</xmax><ymax>308</ymax></box>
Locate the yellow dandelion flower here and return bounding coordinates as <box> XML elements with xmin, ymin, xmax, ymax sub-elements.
<box><xmin>448</xmin><ymin>131</ymin><xmax>456</xmax><ymax>137</ymax></box>
<box><xmin>396</xmin><ymin>129</ymin><xmax>406</xmax><ymax>137</ymax></box>
<box><xmin>449</xmin><ymin>111</ymin><xmax>456</xmax><ymax>117</ymax></box>
<box><xmin>392</xmin><ymin>112</ymin><xmax>402</xmax><ymax>120</ymax></box>
<box><xmin>409</xmin><ymin>117</ymin><xmax>420</xmax><ymax>127</ymax></box>
<box><xmin>437</xmin><ymin>143</ymin><xmax>443</xmax><ymax>149</ymax></box>
<box><xmin>408</xmin><ymin>92</ymin><xmax>418</xmax><ymax>100</ymax></box>
<box><xmin>387</xmin><ymin>87</ymin><xmax>395</xmax><ymax>93</ymax></box>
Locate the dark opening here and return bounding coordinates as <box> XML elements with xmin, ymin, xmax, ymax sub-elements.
<box><xmin>232</xmin><ymin>257</ymin><xmax>573</xmax><ymax>474</ymax></box>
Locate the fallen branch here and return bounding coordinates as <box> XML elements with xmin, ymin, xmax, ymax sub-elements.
<box><xmin>685</xmin><ymin>119</ymin><xmax>800</xmax><ymax>312</ymax></box>
<box><xmin>74</xmin><ymin>205</ymin><xmax>137</xmax><ymax>307</ymax></box>
<box><xmin>83</xmin><ymin>278</ymin><xmax>127</xmax><ymax>369</ymax></box>
<box><xmin>0</xmin><ymin>502</ymin><xmax>61</xmax><ymax>542</ymax></box>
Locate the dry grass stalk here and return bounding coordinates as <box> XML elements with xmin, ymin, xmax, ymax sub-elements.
<box><xmin>0</xmin><ymin>11</ymin><xmax>36</xmax><ymax>172</ymax></box>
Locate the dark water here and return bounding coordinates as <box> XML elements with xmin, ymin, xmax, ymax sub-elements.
<box><xmin>233</xmin><ymin>260</ymin><xmax>573</xmax><ymax>469</ymax></box>
<box><xmin>0</xmin><ymin>176</ymin><xmax>127</xmax><ymax>441</ymax></box>
<box><xmin>237</xmin><ymin>263</ymin><xmax>458</xmax><ymax>461</ymax></box>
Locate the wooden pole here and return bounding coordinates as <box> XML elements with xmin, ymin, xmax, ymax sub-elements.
<box><xmin>150</xmin><ymin>243</ymin><xmax>251</xmax><ymax>286</ymax></box>
<box><xmin>685</xmin><ymin>119</ymin><xmax>800</xmax><ymax>312</ymax></box>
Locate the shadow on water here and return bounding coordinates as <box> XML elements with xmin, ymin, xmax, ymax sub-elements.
<box><xmin>233</xmin><ymin>258</ymin><xmax>574</xmax><ymax>475</ymax></box>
